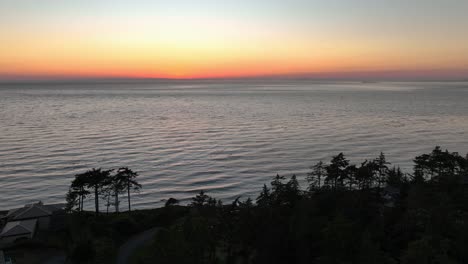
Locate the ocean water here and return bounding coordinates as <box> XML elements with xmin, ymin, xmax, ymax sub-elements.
<box><xmin>1</xmin><ymin>81</ymin><xmax>468</xmax><ymax>210</ymax></box>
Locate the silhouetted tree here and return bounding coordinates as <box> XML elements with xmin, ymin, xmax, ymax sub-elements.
<box><xmin>414</xmin><ymin>152</ymin><xmax>433</xmax><ymax>181</ymax></box>
<box><xmin>66</xmin><ymin>172</ymin><xmax>90</xmax><ymax>212</ymax></box>
<box><xmin>387</xmin><ymin>166</ymin><xmax>406</xmax><ymax>187</ymax></box>
<box><xmin>115</xmin><ymin>167</ymin><xmax>141</xmax><ymax>212</ymax></box>
<box><xmin>103</xmin><ymin>189</ymin><xmax>114</xmax><ymax>214</ymax></box>
<box><xmin>85</xmin><ymin>168</ymin><xmax>112</xmax><ymax>215</ymax></box>
<box><xmin>207</xmin><ymin>196</ymin><xmax>217</xmax><ymax>207</ymax></box>
<box><xmin>165</xmin><ymin>198</ymin><xmax>179</xmax><ymax>207</ymax></box>
<box><xmin>287</xmin><ymin>174</ymin><xmax>300</xmax><ymax>191</ymax></box>
<box><xmin>325</xmin><ymin>153</ymin><xmax>349</xmax><ymax>189</ymax></box>
<box><xmin>375</xmin><ymin>152</ymin><xmax>390</xmax><ymax>188</ymax></box>
<box><xmin>413</xmin><ymin>146</ymin><xmax>466</xmax><ymax>185</ymax></box>
<box><xmin>65</xmin><ymin>189</ymin><xmax>79</xmax><ymax>212</ymax></box>
<box><xmin>239</xmin><ymin>197</ymin><xmax>254</xmax><ymax>208</ymax></box>
<box><xmin>271</xmin><ymin>174</ymin><xmax>286</xmax><ymax>193</ymax></box>
<box><xmin>270</xmin><ymin>174</ymin><xmax>286</xmax><ymax>204</ymax></box>
<box><xmin>256</xmin><ymin>184</ymin><xmax>272</xmax><ymax>207</ymax></box>
<box><xmin>191</xmin><ymin>190</ymin><xmax>210</xmax><ymax>207</ymax></box>
<box><xmin>63</xmin><ymin>147</ymin><xmax>468</xmax><ymax>264</ymax></box>
<box><xmin>355</xmin><ymin>160</ymin><xmax>377</xmax><ymax>190</ymax></box>
<box><xmin>285</xmin><ymin>174</ymin><xmax>301</xmax><ymax>204</ymax></box>
<box><xmin>105</xmin><ymin>170</ymin><xmax>127</xmax><ymax>213</ymax></box>
<box><xmin>345</xmin><ymin>164</ymin><xmax>358</xmax><ymax>189</ymax></box>
<box><xmin>307</xmin><ymin>161</ymin><xmax>326</xmax><ymax>191</ymax></box>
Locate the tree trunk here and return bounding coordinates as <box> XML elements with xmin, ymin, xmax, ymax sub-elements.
<box><xmin>115</xmin><ymin>189</ymin><xmax>119</xmax><ymax>213</ymax></box>
<box><xmin>128</xmin><ymin>182</ymin><xmax>131</xmax><ymax>212</ymax></box>
<box><xmin>378</xmin><ymin>170</ymin><xmax>383</xmax><ymax>189</ymax></box>
<box><xmin>80</xmin><ymin>187</ymin><xmax>84</xmax><ymax>212</ymax></box>
<box><xmin>95</xmin><ymin>186</ymin><xmax>99</xmax><ymax>215</ymax></box>
<box><xmin>78</xmin><ymin>195</ymin><xmax>81</xmax><ymax>212</ymax></box>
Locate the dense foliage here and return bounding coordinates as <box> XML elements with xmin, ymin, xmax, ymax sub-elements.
<box><xmin>63</xmin><ymin>207</ymin><xmax>188</xmax><ymax>264</ymax></box>
<box><xmin>133</xmin><ymin>147</ymin><xmax>468</xmax><ymax>264</ymax></box>
<box><xmin>66</xmin><ymin>167</ymin><xmax>141</xmax><ymax>214</ymax></box>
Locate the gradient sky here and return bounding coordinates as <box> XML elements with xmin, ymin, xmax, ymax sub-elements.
<box><xmin>1</xmin><ymin>0</ymin><xmax>468</xmax><ymax>80</ymax></box>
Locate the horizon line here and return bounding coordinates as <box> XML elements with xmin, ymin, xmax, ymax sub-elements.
<box><xmin>1</xmin><ymin>69</ymin><xmax>468</xmax><ymax>84</ymax></box>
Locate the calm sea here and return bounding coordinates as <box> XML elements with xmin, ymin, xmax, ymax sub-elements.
<box><xmin>1</xmin><ymin>81</ymin><xmax>468</xmax><ymax>210</ymax></box>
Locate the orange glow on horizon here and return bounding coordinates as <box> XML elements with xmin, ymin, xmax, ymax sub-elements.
<box><xmin>1</xmin><ymin>3</ymin><xmax>467</xmax><ymax>80</ymax></box>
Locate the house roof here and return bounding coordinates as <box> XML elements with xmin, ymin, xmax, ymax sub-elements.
<box><xmin>43</xmin><ymin>203</ymin><xmax>66</xmax><ymax>212</ymax></box>
<box><xmin>0</xmin><ymin>219</ymin><xmax>37</xmax><ymax>238</ymax></box>
<box><xmin>7</xmin><ymin>205</ymin><xmax>50</xmax><ymax>220</ymax></box>
<box><xmin>6</xmin><ymin>203</ymin><xmax>64</xmax><ymax>221</ymax></box>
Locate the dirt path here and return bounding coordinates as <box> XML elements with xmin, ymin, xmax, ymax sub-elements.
<box><xmin>116</xmin><ymin>227</ymin><xmax>159</xmax><ymax>264</ymax></box>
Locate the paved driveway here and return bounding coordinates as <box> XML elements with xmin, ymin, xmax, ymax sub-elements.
<box><xmin>42</xmin><ymin>254</ymin><xmax>66</xmax><ymax>264</ymax></box>
<box><xmin>116</xmin><ymin>227</ymin><xmax>159</xmax><ymax>264</ymax></box>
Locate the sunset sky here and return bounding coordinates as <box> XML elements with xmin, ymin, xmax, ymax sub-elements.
<box><xmin>1</xmin><ymin>0</ymin><xmax>468</xmax><ymax>80</ymax></box>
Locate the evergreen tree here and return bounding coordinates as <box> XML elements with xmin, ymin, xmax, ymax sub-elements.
<box><xmin>119</xmin><ymin>147</ymin><xmax>468</xmax><ymax>264</ymax></box>
<box><xmin>271</xmin><ymin>174</ymin><xmax>286</xmax><ymax>204</ymax></box>
<box><xmin>387</xmin><ymin>166</ymin><xmax>406</xmax><ymax>187</ymax></box>
<box><xmin>107</xmin><ymin>170</ymin><xmax>127</xmax><ymax>213</ymax></box>
<box><xmin>325</xmin><ymin>153</ymin><xmax>349</xmax><ymax>189</ymax></box>
<box><xmin>345</xmin><ymin>164</ymin><xmax>358</xmax><ymax>190</ymax></box>
<box><xmin>191</xmin><ymin>190</ymin><xmax>210</xmax><ymax>207</ymax></box>
<box><xmin>65</xmin><ymin>188</ymin><xmax>79</xmax><ymax>212</ymax></box>
<box><xmin>285</xmin><ymin>174</ymin><xmax>301</xmax><ymax>204</ymax></box>
<box><xmin>239</xmin><ymin>197</ymin><xmax>254</xmax><ymax>208</ymax></box>
<box><xmin>355</xmin><ymin>160</ymin><xmax>377</xmax><ymax>190</ymax></box>
<box><xmin>67</xmin><ymin>172</ymin><xmax>91</xmax><ymax>212</ymax></box>
<box><xmin>256</xmin><ymin>184</ymin><xmax>272</xmax><ymax>207</ymax></box>
<box><xmin>413</xmin><ymin>147</ymin><xmax>465</xmax><ymax>184</ymax></box>
<box><xmin>414</xmin><ymin>153</ymin><xmax>432</xmax><ymax>181</ymax></box>
<box><xmin>375</xmin><ymin>152</ymin><xmax>390</xmax><ymax>189</ymax></box>
<box><xmin>307</xmin><ymin>161</ymin><xmax>326</xmax><ymax>191</ymax></box>
<box><xmin>165</xmin><ymin>198</ymin><xmax>179</xmax><ymax>207</ymax></box>
<box><xmin>115</xmin><ymin>167</ymin><xmax>141</xmax><ymax>212</ymax></box>
<box><xmin>85</xmin><ymin>168</ymin><xmax>112</xmax><ymax>215</ymax></box>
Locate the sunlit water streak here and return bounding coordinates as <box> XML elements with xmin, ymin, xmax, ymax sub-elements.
<box><xmin>1</xmin><ymin>81</ymin><xmax>468</xmax><ymax>210</ymax></box>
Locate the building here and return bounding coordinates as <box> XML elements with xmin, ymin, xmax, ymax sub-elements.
<box><xmin>4</xmin><ymin>202</ymin><xmax>64</xmax><ymax>230</ymax></box>
<box><xmin>0</xmin><ymin>250</ymin><xmax>14</xmax><ymax>264</ymax></box>
<box><xmin>0</xmin><ymin>219</ymin><xmax>37</xmax><ymax>244</ymax></box>
<box><xmin>0</xmin><ymin>202</ymin><xmax>64</xmax><ymax>245</ymax></box>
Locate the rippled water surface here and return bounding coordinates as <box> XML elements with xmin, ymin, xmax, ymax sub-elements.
<box><xmin>1</xmin><ymin>81</ymin><xmax>468</xmax><ymax>209</ymax></box>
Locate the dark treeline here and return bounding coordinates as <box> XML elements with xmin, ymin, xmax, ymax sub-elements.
<box><xmin>66</xmin><ymin>167</ymin><xmax>141</xmax><ymax>214</ymax></box>
<box><xmin>132</xmin><ymin>146</ymin><xmax>468</xmax><ymax>264</ymax></box>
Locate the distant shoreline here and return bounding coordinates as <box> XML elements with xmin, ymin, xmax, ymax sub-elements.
<box><xmin>1</xmin><ymin>77</ymin><xmax>468</xmax><ymax>86</ymax></box>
